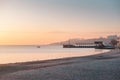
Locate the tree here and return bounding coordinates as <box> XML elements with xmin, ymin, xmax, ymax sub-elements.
<box><xmin>111</xmin><ymin>39</ymin><xmax>119</xmax><ymax>47</ymax></box>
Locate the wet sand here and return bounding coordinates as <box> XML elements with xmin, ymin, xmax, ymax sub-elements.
<box><xmin>0</xmin><ymin>50</ymin><xmax>120</xmax><ymax>80</ymax></box>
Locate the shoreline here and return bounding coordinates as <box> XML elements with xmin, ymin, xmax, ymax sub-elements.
<box><xmin>0</xmin><ymin>49</ymin><xmax>120</xmax><ymax>80</ymax></box>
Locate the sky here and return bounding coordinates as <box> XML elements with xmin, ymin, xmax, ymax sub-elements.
<box><xmin>0</xmin><ymin>0</ymin><xmax>120</xmax><ymax>45</ymax></box>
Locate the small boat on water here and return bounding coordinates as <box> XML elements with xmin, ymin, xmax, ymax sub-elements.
<box><xmin>37</xmin><ymin>46</ymin><xmax>40</xmax><ymax>48</ymax></box>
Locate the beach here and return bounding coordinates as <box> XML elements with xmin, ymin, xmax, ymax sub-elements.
<box><xmin>0</xmin><ymin>50</ymin><xmax>120</xmax><ymax>80</ymax></box>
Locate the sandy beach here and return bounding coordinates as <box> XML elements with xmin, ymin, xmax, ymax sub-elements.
<box><xmin>0</xmin><ymin>49</ymin><xmax>120</xmax><ymax>80</ymax></box>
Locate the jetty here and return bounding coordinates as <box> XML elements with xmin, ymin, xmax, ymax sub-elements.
<box><xmin>63</xmin><ymin>43</ymin><xmax>95</xmax><ymax>48</ymax></box>
<box><xmin>63</xmin><ymin>41</ymin><xmax>115</xmax><ymax>49</ymax></box>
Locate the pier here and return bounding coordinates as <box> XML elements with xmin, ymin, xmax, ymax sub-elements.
<box><xmin>63</xmin><ymin>43</ymin><xmax>96</xmax><ymax>48</ymax></box>
<box><xmin>63</xmin><ymin>41</ymin><xmax>115</xmax><ymax>49</ymax></box>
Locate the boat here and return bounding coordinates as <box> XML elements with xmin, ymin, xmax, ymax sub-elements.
<box><xmin>37</xmin><ymin>46</ymin><xmax>40</xmax><ymax>48</ymax></box>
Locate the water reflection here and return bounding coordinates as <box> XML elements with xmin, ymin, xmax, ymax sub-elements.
<box><xmin>0</xmin><ymin>46</ymin><xmax>109</xmax><ymax>64</ymax></box>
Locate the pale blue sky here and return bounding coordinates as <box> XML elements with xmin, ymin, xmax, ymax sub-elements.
<box><xmin>1</xmin><ymin>0</ymin><xmax>120</xmax><ymax>31</ymax></box>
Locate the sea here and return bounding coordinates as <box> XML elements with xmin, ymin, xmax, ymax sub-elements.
<box><xmin>0</xmin><ymin>45</ymin><xmax>109</xmax><ymax>64</ymax></box>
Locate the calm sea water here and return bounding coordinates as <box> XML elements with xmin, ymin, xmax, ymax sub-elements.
<box><xmin>0</xmin><ymin>45</ymin><xmax>109</xmax><ymax>64</ymax></box>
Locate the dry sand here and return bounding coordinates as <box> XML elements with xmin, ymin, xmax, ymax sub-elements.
<box><xmin>0</xmin><ymin>49</ymin><xmax>120</xmax><ymax>80</ymax></box>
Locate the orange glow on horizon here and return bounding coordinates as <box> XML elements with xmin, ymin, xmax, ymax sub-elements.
<box><xmin>1</xmin><ymin>30</ymin><xmax>119</xmax><ymax>45</ymax></box>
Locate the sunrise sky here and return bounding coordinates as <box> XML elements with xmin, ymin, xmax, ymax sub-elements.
<box><xmin>0</xmin><ymin>0</ymin><xmax>120</xmax><ymax>45</ymax></box>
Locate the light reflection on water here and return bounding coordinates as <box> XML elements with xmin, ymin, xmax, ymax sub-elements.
<box><xmin>0</xmin><ymin>45</ymin><xmax>109</xmax><ymax>64</ymax></box>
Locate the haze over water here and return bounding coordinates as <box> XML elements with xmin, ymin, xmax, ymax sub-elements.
<box><xmin>0</xmin><ymin>45</ymin><xmax>109</xmax><ymax>64</ymax></box>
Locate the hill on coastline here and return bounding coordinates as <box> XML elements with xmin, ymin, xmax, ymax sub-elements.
<box><xmin>48</xmin><ymin>37</ymin><xmax>111</xmax><ymax>46</ymax></box>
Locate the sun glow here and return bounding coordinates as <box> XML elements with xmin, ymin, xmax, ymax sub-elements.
<box><xmin>0</xmin><ymin>0</ymin><xmax>120</xmax><ymax>45</ymax></box>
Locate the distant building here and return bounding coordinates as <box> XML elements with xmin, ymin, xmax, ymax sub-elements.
<box><xmin>107</xmin><ymin>35</ymin><xmax>118</xmax><ymax>40</ymax></box>
<box><xmin>117</xmin><ymin>36</ymin><xmax>120</xmax><ymax>48</ymax></box>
